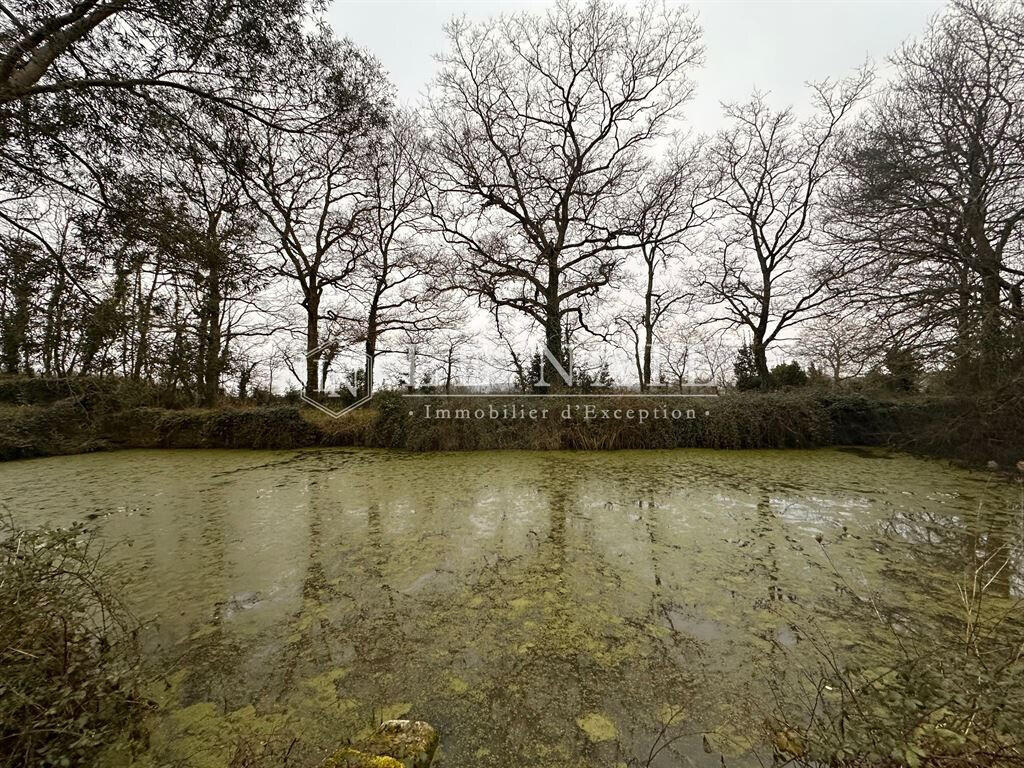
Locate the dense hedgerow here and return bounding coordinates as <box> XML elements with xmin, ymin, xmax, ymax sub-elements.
<box><xmin>1</xmin><ymin>375</ymin><xmax>1022</xmax><ymax>465</ymax></box>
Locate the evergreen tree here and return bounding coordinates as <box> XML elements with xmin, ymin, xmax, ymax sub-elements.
<box><xmin>770</xmin><ymin>360</ymin><xmax>808</xmax><ymax>388</ymax></box>
<box><xmin>733</xmin><ymin>343</ymin><xmax>763</xmax><ymax>390</ymax></box>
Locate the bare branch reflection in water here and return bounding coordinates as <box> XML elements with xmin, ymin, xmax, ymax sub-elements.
<box><xmin>0</xmin><ymin>448</ymin><xmax>1020</xmax><ymax>767</ymax></box>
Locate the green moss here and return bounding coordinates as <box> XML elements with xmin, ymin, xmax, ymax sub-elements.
<box><xmin>576</xmin><ymin>713</ymin><xmax>617</xmax><ymax>743</ymax></box>
<box><xmin>377</xmin><ymin>702</ymin><xmax>412</xmax><ymax>722</ymax></box>
<box><xmin>448</xmin><ymin>675</ymin><xmax>469</xmax><ymax>694</ymax></box>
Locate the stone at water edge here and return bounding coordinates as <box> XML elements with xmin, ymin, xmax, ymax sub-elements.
<box><xmin>987</xmin><ymin>460</ymin><xmax>1000</xmax><ymax>470</ymax></box>
<box><xmin>321</xmin><ymin>748</ymin><xmax>403</xmax><ymax>768</ymax></box>
<box><xmin>1016</xmin><ymin>459</ymin><xmax>1024</xmax><ymax>473</ymax></box>
<box><xmin>772</xmin><ymin>729</ymin><xmax>806</xmax><ymax>757</ymax></box>
<box><xmin>357</xmin><ymin>720</ymin><xmax>439</xmax><ymax>768</ymax></box>
<box><xmin>321</xmin><ymin>721</ymin><xmax>438</xmax><ymax>768</ymax></box>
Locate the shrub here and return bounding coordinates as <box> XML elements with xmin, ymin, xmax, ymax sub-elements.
<box><xmin>154</xmin><ymin>406</ymin><xmax>319</xmax><ymax>449</ymax></box>
<box><xmin>770</xmin><ymin>360</ymin><xmax>808</xmax><ymax>388</ymax></box>
<box><xmin>371</xmin><ymin>390</ymin><xmax>411</xmax><ymax>448</ymax></box>
<box><xmin>0</xmin><ymin>375</ymin><xmax>188</xmax><ymax>411</ymax></box>
<box><xmin>882</xmin><ymin>347</ymin><xmax>923</xmax><ymax>393</ymax></box>
<box><xmin>0</xmin><ymin>518</ymin><xmax>144</xmax><ymax>767</ymax></box>
<box><xmin>906</xmin><ymin>390</ymin><xmax>1024</xmax><ymax>467</ymax></box>
<box><xmin>0</xmin><ymin>401</ymin><xmax>94</xmax><ymax>461</ymax></box>
<box><xmin>384</xmin><ymin>391</ymin><xmax>834</xmax><ymax>451</ymax></box>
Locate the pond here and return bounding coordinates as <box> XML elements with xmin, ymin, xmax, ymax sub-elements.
<box><xmin>1</xmin><ymin>448</ymin><xmax>1021</xmax><ymax>767</ymax></box>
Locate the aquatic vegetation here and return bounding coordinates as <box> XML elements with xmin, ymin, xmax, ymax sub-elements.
<box><xmin>1</xmin><ymin>448</ymin><xmax>1020</xmax><ymax>766</ymax></box>
<box><xmin>355</xmin><ymin>720</ymin><xmax>438</xmax><ymax>767</ymax></box>
<box><xmin>577</xmin><ymin>713</ymin><xmax>618</xmax><ymax>743</ymax></box>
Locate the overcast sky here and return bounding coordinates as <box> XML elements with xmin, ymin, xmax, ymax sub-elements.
<box><xmin>327</xmin><ymin>0</ymin><xmax>946</xmax><ymax>133</ymax></box>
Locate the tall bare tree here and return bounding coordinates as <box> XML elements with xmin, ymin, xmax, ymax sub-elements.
<box><xmin>237</xmin><ymin>44</ymin><xmax>389</xmax><ymax>396</ymax></box>
<box><xmin>698</xmin><ymin>73</ymin><xmax>871</xmax><ymax>386</ymax></box>
<box><xmin>798</xmin><ymin>313</ymin><xmax>877</xmax><ymax>383</ymax></box>
<box><xmin>244</xmin><ymin>127</ymin><xmax>367</xmax><ymax>396</ymax></box>
<box><xmin>837</xmin><ymin>0</ymin><xmax>1024</xmax><ymax>385</ymax></box>
<box><xmin>428</xmin><ymin>0</ymin><xmax>702</xmax><ymax>384</ymax></box>
<box><xmin>332</xmin><ymin>111</ymin><xmax>458</xmax><ymax>389</ymax></box>
<box><xmin>616</xmin><ymin>141</ymin><xmax>713</xmax><ymax>390</ymax></box>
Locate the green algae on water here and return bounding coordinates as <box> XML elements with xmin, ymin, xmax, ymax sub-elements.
<box><xmin>3</xmin><ymin>447</ymin><xmax>1020</xmax><ymax>767</ymax></box>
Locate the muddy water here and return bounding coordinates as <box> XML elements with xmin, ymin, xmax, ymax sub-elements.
<box><xmin>1</xmin><ymin>448</ymin><xmax>1021</xmax><ymax>767</ymax></box>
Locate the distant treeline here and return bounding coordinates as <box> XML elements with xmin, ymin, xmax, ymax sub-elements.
<box><xmin>2</xmin><ymin>1</ymin><xmax>1023</xmax><ymax>413</ymax></box>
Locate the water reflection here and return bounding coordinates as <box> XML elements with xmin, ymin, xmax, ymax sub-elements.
<box><xmin>1</xmin><ymin>447</ymin><xmax>1021</xmax><ymax>767</ymax></box>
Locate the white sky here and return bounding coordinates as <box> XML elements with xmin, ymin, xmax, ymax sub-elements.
<box><xmin>327</xmin><ymin>0</ymin><xmax>946</xmax><ymax>132</ymax></box>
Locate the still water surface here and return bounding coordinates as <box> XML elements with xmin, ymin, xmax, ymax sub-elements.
<box><xmin>1</xmin><ymin>448</ymin><xmax>1021</xmax><ymax>767</ymax></box>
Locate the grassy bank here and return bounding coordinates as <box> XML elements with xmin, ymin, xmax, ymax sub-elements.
<box><xmin>1</xmin><ymin>375</ymin><xmax>1021</xmax><ymax>466</ymax></box>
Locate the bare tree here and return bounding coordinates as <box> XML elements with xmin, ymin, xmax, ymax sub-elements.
<box><xmin>423</xmin><ymin>331</ymin><xmax>475</xmax><ymax>394</ymax></box>
<box><xmin>243</xmin><ymin>126</ymin><xmax>366</xmax><ymax>396</ymax></box>
<box><xmin>238</xmin><ymin>44</ymin><xmax>391</xmax><ymax>399</ymax></box>
<box><xmin>837</xmin><ymin>0</ymin><xmax>1024</xmax><ymax>385</ymax></box>
<box><xmin>698</xmin><ymin>72</ymin><xmax>872</xmax><ymax>387</ymax></box>
<box><xmin>691</xmin><ymin>325</ymin><xmax>734</xmax><ymax>386</ymax></box>
<box><xmin>798</xmin><ymin>313</ymin><xmax>877</xmax><ymax>383</ymax></box>
<box><xmin>616</xmin><ymin>140</ymin><xmax>713</xmax><ymax>390</ymax></box>
<box><xmin>656</xmin><ymin>320</ymin><xmax>732</xmax><ymax>388</ymax></box>
<box><xmin>332</xmin><ymin>110</ymin><xmax>459</xmax><ymax>389</ymax></box>
<box><xmin>427</xmin><ymin>0</ymin><xmax>702</xmax><ymax>385</ymax></box>
<box><xmin>657</xmin><ymin>325</ymin><xmax>691</xmax><ymax>391</ymax></box>
<box><xmin>481</xmin><ymin>306</ymin><xmax>534</xmax><ymax>391</ymax></box>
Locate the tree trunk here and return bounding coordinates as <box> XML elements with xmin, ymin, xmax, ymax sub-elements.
<box><xmin>641</xmin><ymin>332</ymin><xmax>653</xmax><ymax>392</ymax></box>
<box><xmin>754</xmin><ymin>241</ymin><xmax>773</xmax><ymax>388</ymax></box>
<box><xmin>133</xmin><ymin>260</ymin><xmax>161</xmax><ymax>381</ymax></box>
<box><xmin>641</xmin><ymin>256</ymin><xmax>655</xmax><ymax>392</ymax></box>
<box><xmin>977</xmin><ymin>242</ymin><xmax>1003</xmax><ymax>383</ymax></box>
<box><xmin>199</xmin><ymin>250</ymin><xmax>222</xmax><ymax>407</ymax></box>
<box><xmin>444</xmin><ymin>347</ymin><xmax>454</xmax><ymax>394</ymax></box>
<box><xmin>1</xmin><ymin>246</ymin><xmax>32</xmax><ymax>374</ymax></box>
<box><xmin>41</xmin><ymin>272</ymin><xmax>65</xmax><ymax>376</ymax></box>
<box><xmin>752</xmin><ymin>336</ymin><xmax>770</xmax><ymax>387</ymax></box>
<box><xmin>166</xmin><ymin>293</ymin><xmax>188</xmax><ymax>393</ymax></box>
<box><xmin>966</xmin><ymin>142</ymin><xmax>1004</xmax><ymax>386</ymax></box>
<box><xmin>304</xmin><ymin>289</ymin><xmax>321</xmax><ymax>398</ymax></box>
<box><xmin>364</xmin><ymin>315</ymin><xmax>378</xmax><ymax>394</ymax></box>
<box><xmin>1</xmin><ymin>288</ymin><xmax>29</xmax><ymax>374</ymax></box>
<box><xmin>541</xmin><ymin>283</ymin><xmax>566</xmax><ymax>389</ymax></box>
